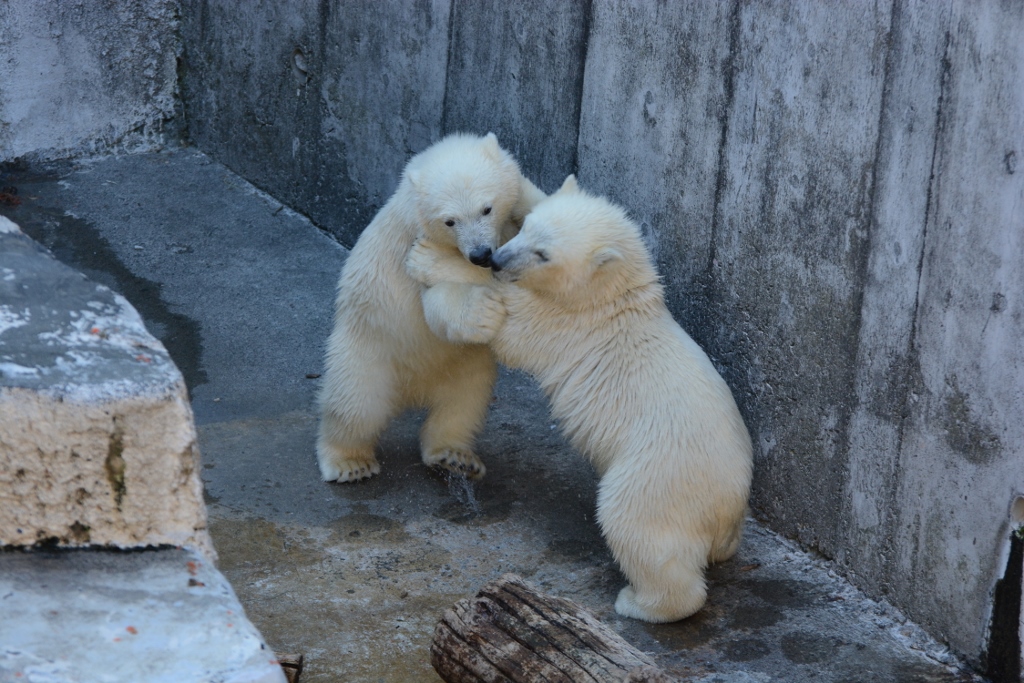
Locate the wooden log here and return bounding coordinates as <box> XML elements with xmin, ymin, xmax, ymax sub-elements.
<box><xmin>275</xmin><ymin>653</ymin><xmax>303</xmax><ymax>683</ymax></box>
<box><xmin>431</xmin><ymin>574</ymin><xmax>675</xmax><ymax>683</ymax></box>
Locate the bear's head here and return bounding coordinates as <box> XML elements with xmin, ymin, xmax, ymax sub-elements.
<box><xmin>490</xmin><ymin>175</ymin><xmax>658</xmax><ymax>303</ymax></box>
<box><xmin>406</xmin><ymin>132</ymin><xmax>522</xmax><ymax>268</ymax></box>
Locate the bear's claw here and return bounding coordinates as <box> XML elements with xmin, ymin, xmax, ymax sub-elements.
<box><xmin>424</xmin><ymin>448</ymin><xmax>486</xmax><ymax>480</ymax></box>
<box><xmin>334</xmin><ymin>461</ymin><xmax>381</xmax><ymax>483</ymax></box>
<box><xmin>318</xmin><ymin>446</ymin><xmax>381</xmax><ymax>483</ymax></box>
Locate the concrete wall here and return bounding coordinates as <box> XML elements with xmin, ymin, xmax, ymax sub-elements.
<box><xmin>179</xmin><ymin>0</ymin><xmax>593</xmax><ymax>245</ymax></box>
<box><xmin>180</xmin><ymin>0</ymin><xmax>451</xmax><ymax>245</ymax></box>
<box><xmin>179</xmin><ymin>0</ymin><xmax>1024</xmax><ymax>666</ymax></box>
<box><xmin>0</xmin><ymin>1</ymin><xmax>181</xmax><ymax>162</ymax></box>
<box><xmin>4</xmin><ymin>0</ymin><xmax>1011</xmax><ymax>668</ymax></box>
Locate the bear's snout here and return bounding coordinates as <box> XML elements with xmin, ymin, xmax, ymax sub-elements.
<box><xmin>490</xmin><ymin>249</ymin><xmax>507</xmax><ymax>272</ymax></box>
<box><xmin>469</xmin><ymin>246</ymin><xmax>493</xmax><ymax>267</ymax></box>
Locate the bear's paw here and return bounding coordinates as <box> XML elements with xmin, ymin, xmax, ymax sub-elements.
<box><xmin>614</xmin><ymin>582</ymin><xmax>707</xmax><ymax>623</ymax></box>
<box><xmin>451</xmin><ymin>286</ymin><xmax>506</xmax><ymax>345</ymax></box>
<box><xmin>318</xmin><ymin>446</ymin><xmax>381</xmax><ymax>483</ymax></box>
<box><xmin>423</xmin><ymin>448</ymin><xmax>487</xmax><ymax>480</ymax></box>
<box><xmin>405</xmin><ymin>239</ymin><xmax>439</xmax><ymax>286</ymax></box>
<box><xmin>614</xmin><ymin>586</ymin><xmax>663</xmax><ymax>622</ymax></box>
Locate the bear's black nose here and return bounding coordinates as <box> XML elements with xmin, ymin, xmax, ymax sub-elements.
<box><xmin>469</xmin><ymin>246</ymin><xmax>492</xmax><ymax>267</ymax></box>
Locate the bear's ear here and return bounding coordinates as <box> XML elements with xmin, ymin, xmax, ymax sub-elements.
<box><xmin>406</xmin><ymin>169</ymin><xmax>422</xmax><ymax>193</ymax></box>
<box><xmin>555</xmin><ymin>174</ymin><xmax>580</xmax><ymax>195</ymax></box>
<box><xmin>592</xmin><ymin>247</ymin><xmax>622</xmax><ymax>270</ymax></box>
<box><xmin>482</xmin><ymin>132</ymin><xmax>502</xmax><ymax>160</ymax></box>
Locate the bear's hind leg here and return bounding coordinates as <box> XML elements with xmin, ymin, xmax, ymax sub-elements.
<box><xmin>317</xmin><ymin>416</ymin><xmax>384</xmax><ymax>483</ymax></box>
<box><xmin>419</xmin><ymin>350</ymin><xmax>497</xmax><ymax>480</ymax></box>
<box><xmin>613</xmin><ymin>562</ymin><xmax>708</xmax><ymax>623</ymax></box>
<box><xmin>708</xmin><ymin>513</ymin><xmax>746</xmax><ymax>564</ymax></box>
<box><xmin>317</xmin><ymin>337</ymin><xmax>397</xmax><ymax>483</ymax></box>
<box><xmin>599</xmin><ymin>472</ymin><xmax>710</xmax><ymax>622</ymax></box>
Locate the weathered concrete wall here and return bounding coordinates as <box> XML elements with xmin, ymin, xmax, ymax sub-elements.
<box><xmin>443</xmin><ymin>0</ymin><xmax>590</xmax><ymax>194</ymax></box>
<box><xmin>180</xmin><ymin>0</ymin><xmax>1024</xmax><ymax>667</ymax></box>
<box><xmin>180</xmin><ymin>0</ymin><xmax>589</xmax><ymax>242</ymax></box>
<box><xmin>0</xmin><ymin>0</ymin><xmax>181</xmax><ymax>162</ymax></box>
<box><xmin>180</xmin><ymin>0</ymin><xmax>451</xmax><ymax>246</ymax></box>
<box><xmin>849</xmin><ymin>0</ymin><xmax>1024</xmax><ymax>659</ymax></box>
<box><xmin>577</xmin><ymin>0</ymin><xmax>730</xmax><ymax>322</ymax></box>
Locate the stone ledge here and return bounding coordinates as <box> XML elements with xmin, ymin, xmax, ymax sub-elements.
<box><xmin>0</xmin><ymin>547</ymin><xmax>286</xmax><ymax>683</ymax></box>
<box><xmin>0</xmin><ymin>216</ymin><xmax>211</xmax><ymax>554</ymax></box>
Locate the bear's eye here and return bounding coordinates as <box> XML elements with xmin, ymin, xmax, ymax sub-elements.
<box><xmin>444</xmin><ymin>219</ymin><xmax>455</xmax><ymax>227</ymax></box>
<box><xmin>482</xmin><ymin>206</ymin><xmax>492</xmax><ymax>216</ymax></box>
<box><xmin>534</xmin><ymin>250</ymin><xmax>549</xmax><ymax>262</ymax></box>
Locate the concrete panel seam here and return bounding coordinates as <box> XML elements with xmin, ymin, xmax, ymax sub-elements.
<box><xmin>840</xmin><ymin>0</ymin><xmax>901</xmax><ymax>552</ymax></box>
<box><xmin>705</xmin><ymin>0</ymin><xmax>742</xmax><ymax>283</ymax></box>
<box><xmin>439</xmin><ymin>0</ymin><xmax>459</xmax><ymax>136</ymax></box>
<box><xmin>896</xmin><ymin>23</ymin><xmax>955</xmax><ymax>522</ymax></box>
<box><xmin>570</xmin><ymin>0</ymin><xmax>595</xmax><ymax>177</ymax></box>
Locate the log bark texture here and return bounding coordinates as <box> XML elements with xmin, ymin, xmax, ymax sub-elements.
<box><xmin>275</xmin><ymin>653</ymin><xmax>303</xmax><ymax>683</ymax></box>
<box><xmin>431</xmin><ymin>573</ymin><xmax>675</xmax><ymax>682</ymax></box>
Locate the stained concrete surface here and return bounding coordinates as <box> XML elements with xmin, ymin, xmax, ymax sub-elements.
<box><xmin>0</xmin><ymin>148</ymin><xmax>985</xmax><ymax>682</ymax></box>
<box><xmin>0</xmin><ymin>547</ymin><xmax>285</xmax><ymax>683</ymax></box>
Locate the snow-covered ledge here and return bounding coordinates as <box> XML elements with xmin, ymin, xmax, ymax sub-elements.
<box><xmin>0</xmin><ymin>216</ymin><xmax>212</xmax><ymax>554</ymax></box>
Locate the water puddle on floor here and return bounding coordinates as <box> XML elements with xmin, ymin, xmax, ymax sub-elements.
<box><xmin>444</xmin><ymin>472</ymin><xmax>481</xmax><ymax>517</ymax></box>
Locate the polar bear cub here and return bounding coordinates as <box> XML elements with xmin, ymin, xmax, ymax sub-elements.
<box><xmin>407</xmin><ymin>176</ymin><xmax>753</xmax><ymax>622</ymax></box>
<box><xmin>317</xmin><ymin>133</ymin><xmax>544</xmax><ymax>483</ymax></box>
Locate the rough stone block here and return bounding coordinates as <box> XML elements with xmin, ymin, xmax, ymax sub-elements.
<box><xmin>0</xmin><ymin>216</ymin><xmax>211</xmax><ymax>553</ymax></box>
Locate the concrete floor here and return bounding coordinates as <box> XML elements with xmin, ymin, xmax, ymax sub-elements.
<box><xmin>0</xmin><ymin>148</ymin><xmax>985</xmax><ymax>682</ymax></box>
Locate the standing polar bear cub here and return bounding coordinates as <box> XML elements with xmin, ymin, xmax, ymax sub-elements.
<box><xmin>318</xmin><ymin>133</ymin><xmax>544</xmax><ymax>483</ymax></box>
<box><xmin>407</xmin><ymin>176</ymin><xmax>753</xmax><ymax>622</ymax></box>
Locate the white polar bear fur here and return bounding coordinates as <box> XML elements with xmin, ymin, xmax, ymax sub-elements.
<box><xmin>406</xmin><ymin>176</ymin><xmax>753</xmax><ymax>622</ymax></box>
<box><xmin>317</xmin><ymin>132</ymin><xmax>545</xmax><ymax>483</ymax></box>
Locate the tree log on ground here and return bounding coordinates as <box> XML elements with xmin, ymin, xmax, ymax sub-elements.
<box><xmin>275</xmin><ymin>653</ymin><xmax>303</xmax><ymax>683</ymax></box>
<box><xmin>431</xmin><ymin>573</ymin><xmax>675</xmax><ymax>682</ymax></box>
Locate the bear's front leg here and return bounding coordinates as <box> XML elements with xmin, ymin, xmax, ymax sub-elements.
<box><xmin>405</xmin><ymin>238</ymin><xmax>447</xmax><ymax>287</ymax></box>
<box><xmin>407</xmin><ymin>238</ymin><xmax>506</xmax><ymax>344</ymax></box>
<box><xmin>421</xmin><ymin>283</ymin><xmax>506</xmax><ymax>345</ymax></box>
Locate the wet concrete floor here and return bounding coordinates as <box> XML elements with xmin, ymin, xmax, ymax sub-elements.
<box><xmin>0</xmin><ymin>148</ymin><xmax>985</xmax><ymax>682</ymax></box>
